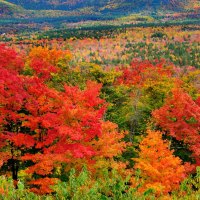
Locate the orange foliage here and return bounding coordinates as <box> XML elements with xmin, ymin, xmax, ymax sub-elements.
<box><xmin>91</xmin><ymin>121</ymin><xmax>129</xmax><ymax>175</ymax></box>
<box><xmin>28</xmin><ymin>46</ymin><xmax>71</xmax><ymax>66</ymax></box>
<box><xmin>27</xmin><ymin>46</ymin><xmax>72</xmax><ymax>80</ymax></box>
<box><xmin>29</xmin><ymin>177</ymin><xmax>58</xmax><ymax>194</ymax></box>
<box><xmin>132</xmin><ymin>130</ymin><xmax>186</xmax><ymax>195</ymax></box>
<box><xmin>62</xmin><ymin>121</ymin><xmax>129</xmax><ymax>177</ymax></box>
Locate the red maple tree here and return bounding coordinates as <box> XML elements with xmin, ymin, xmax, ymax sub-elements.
<box><xmin>153</xmin><ymin>87</ymin><xmax>200</xmax><ymax>166</ymax></box>
<box><xmin>0</xmin><ymin>44</ymin><xmax>127</xmax><ymax>194</ymax></box>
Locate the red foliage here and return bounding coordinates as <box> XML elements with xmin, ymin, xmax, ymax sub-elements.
<box><xmin>153</xmin><ymin>88</ymin><xmax>200</xmax><ymax>166</ymax></box>
<box><xmin>117</xmin><ymin>60</ymin><xmax>172</xmax><ymax>86</ymax></box>
<box><xmin>0</xmin><ymin>44</ymin><xmax>127</xmax><ymax>194</ymax></box>
<box><xmin>0</xmin><ymin>44</ymin><xmax>24</xmax><ymax>72</ymax></box>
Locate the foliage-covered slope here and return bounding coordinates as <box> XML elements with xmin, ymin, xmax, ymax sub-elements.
<box><xmin>0</xmin><ymin>0</ymin><xmax>26</xmax><ymax>17</ymax></box>
<box><xmin>2</xmin><ymin>0</ymin><xmax>199</xmax><ymax>24</ymax></box>
<box><xmin>5</xmin><ymin>0</ymin><xmax>196</xmax><ymax>12</ymax></box>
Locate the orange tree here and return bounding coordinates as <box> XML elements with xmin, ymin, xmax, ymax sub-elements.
<box><xmin>132</xmin><ymin>130</ymin><xmax>186</xmax><ymax>195</ymax></box>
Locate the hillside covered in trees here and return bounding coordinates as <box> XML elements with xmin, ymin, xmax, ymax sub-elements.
<box><xmin>5</xmin><ymin>0</ymin><xmax>199</xmax><ymax>11</ymax></box>
<box><xmin>1</xmin><ymin>0</ymin><xmax>199</xmax><ymax>34</ymax></box>
<box><xmin>0</xmin><ymin>23</ymin><xmax>200</xmax><ymax>198</ymax></box>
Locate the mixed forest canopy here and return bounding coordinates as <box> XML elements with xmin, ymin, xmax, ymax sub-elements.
<box><xmin>0</xmin><ymin>0</ymin><xmax>200</xmax><ymax>198</ymax></box>
<box><xmin>0</xmin><ymin>23</ymin><xmax>200</xmax><ymax>198</ymax></box>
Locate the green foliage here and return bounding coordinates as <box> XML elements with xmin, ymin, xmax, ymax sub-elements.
<box><xmin>181</xmin><ymin>167</ymin><xmax>200</xmax><ymax>193</ymax></box>
<box><xmin>172</xmin><ymin>167</ymin><xmax>200</xmax><ymax>199</ymax></box>
<box><xmin>1</xmin><ymin>167</ymin><xmax>200</xmax><ymax>199</ymax></box>
<box><xmin>50</xmin><ymin>62</ymin><xmax>121</xmax><ymax>91</ymax></box>
<box><xmin>103</xmin><ymin>85</ymin><xmax>132</xmax><ymax>130</ymax></box>
<box><xmin>151</xmin><ymin>32</ymin><xmax>167</xmax><ymax>38</ymax></box>
<box><xmin>0</xmin><ymin>168</ymin><xmax>153</xmax><ymax>200</ymax></box>
<box><xmin>53</xmin><ymin>168</ymin><xmax>152</xmax><ymax>200</ymax></box>
<box><xmin>0</xmin><ymin>176</ymin><xmax>41</xmax><ymax>200</ymax></box>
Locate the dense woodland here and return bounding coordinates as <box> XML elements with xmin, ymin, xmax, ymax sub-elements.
<box><xmin>0</xmin><ymin>25</ymin><xmax>200</xmax><ymax>199</ymax></box>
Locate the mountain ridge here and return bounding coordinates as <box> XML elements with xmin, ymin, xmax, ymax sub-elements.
<box><xmin>4</xmin><ymin>0</ymin><xmax>197</xmax><ymax>12</ymax></box>
<box><xmin>0</xmin><ymin>0</ymin><xmax>25</xmax><ymax>17</ymax></box>
<box><xmin>1</xmin><ymin>0</ymin><xmax>199</xmax><ymax>34</ymax></box>
<box><xmin>2</xmin><ymin>0</ymin><xmax>200</xmax><ymax>19</ymax></box>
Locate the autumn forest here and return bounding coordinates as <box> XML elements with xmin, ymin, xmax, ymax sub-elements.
<box><xmin>0</xmin><ymin>1</ymin><xmax>200</xmax><ymax>199</ymax></box>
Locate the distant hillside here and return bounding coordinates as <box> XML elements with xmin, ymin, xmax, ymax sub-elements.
<box><xmin>5</xmin><ymin>0</ymin><xmax>195</xmax><ymax>12</ymax></box>
<box><xmin>0</xmin><ymin>0</ymin><xmax>26</xmax><ymax>17</ymax></box>
<box><xmin>1</xmin><ymin>0</ymin><xmax>199</xmax><ymax>34</ymax></box>
<box><xmin>2</xmin><ymin>0</ymin><xmax>199</xmax><ymax>20</ymax></box>
<box><xmin>0</xmin><ymin>0</ymin><xmax>89</xmax><ymax>18</ymax></box>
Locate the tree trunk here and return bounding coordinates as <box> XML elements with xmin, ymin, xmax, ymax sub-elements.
<box><xmin>11</xmin><ymin>158</ymin><xmax>19</xmax><ymax>189</ymax></box>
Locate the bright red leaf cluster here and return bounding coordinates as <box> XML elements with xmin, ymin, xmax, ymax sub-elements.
<box><xmin>153</xmin><ymin>88</ymin><xmax>200</xmax><ymax>166</ymax></box>
<box><xmin>117</xmin><ymin>60</ymin><xmax>172</xmax><ymax>87</ymax></box>
<box><xmin>0</xmin><ymin>44</ymin><xmax>127</xmax><ymax>194</ymax></box>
